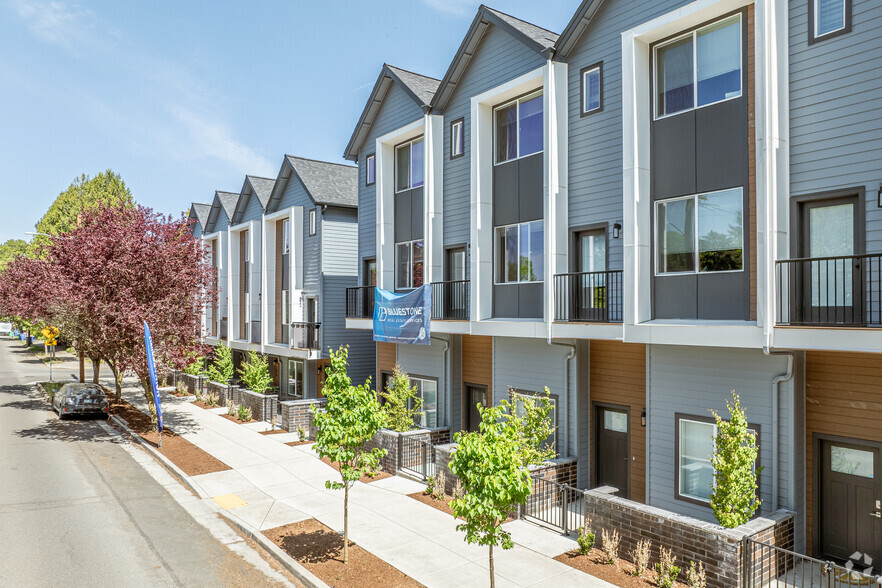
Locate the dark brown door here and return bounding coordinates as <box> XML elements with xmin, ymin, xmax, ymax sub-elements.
<box><xmin>819</xmin><ymin>439</ymin><xmax>882</xmax><ymax>568</ymax></box>
<box><xmin>465</xmin><ymin>385</ymin><xmax>488</xmax><ymax>432</ymax></box>
<box><xmin>572</xmin><ymin>230</ymin><xmax>607</xmax><ymax>321</ymax></box>
<box><xmin>595</xmin><ymin>405</ymin><xmax>629</xmax><ymax>499</ymax></box>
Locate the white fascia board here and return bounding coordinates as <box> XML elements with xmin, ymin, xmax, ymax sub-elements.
<box><xmin>345</xmin><ymin>318</ymin><xmax>373</xmax><ymax>331</ymax></box>
<box><xmin>552</xmin><ymin>322</ymin><xmax>623</xmax><ymax>341</ymax></box>
<box><xmin>544</xmin><ymin>59</ymin><xmax>569</xmax><ymax>341</ymax></box>
<box><xmin>469</xmin><ymin>319</ymin><xmax>547</xmax><ymax>339</ymax></box>
<box><xmin>626</xmin><ymin>322</ymin><xmax>764</xmax><ymax>348</ymax></box>
<box><xmin>425</xmin><ymin>113</ymin><xmax>444</xmax><ymax>284</ymax></box>
<box><xmin>773</xmin><ymin>328</ymin><xmax>882</xmax><ymax>353</ymax></box>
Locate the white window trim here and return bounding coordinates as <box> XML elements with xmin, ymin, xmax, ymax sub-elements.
<box><xmin>582</xmin><ymin>66</ymin><xmax>602</xmax><ymax>114</ymax></box>
<box><xmin>451</xmin><ymin>120</ymin><xmax>464</xmax><ymax>157</ymax></box>
<box><xmin>395</xmin><ymin>136</ymin><xmax>425</xmax><ymax>193</ymax></box>
<box><xmin>814</xmin><ymin>0</ymin><xmax>847</xmax><ymax>38</ymax></box>
<box><xmin>366</xmin><ymin>153</ymin><xmax>376</xmax><ymax>186</ymax></box>
<box><xmin>411</xmin><ymin>376</ymin><xmax>438</xmax><ymax>428</ymax></box>
<box><xmin>677</xmin><ymin>416</ymin><xmax>758</xmax><ymax>503</ymax></box>
<box><xmin>493</xmin><ymin>220</ymin><xmax>545</xmax><ymax>285</ymax></box>
<box><xmin>493</xmin><ymin>89</ymin><xmax>544</xmax><ymax>165</ymax></box>
<box><xmin>395</xmin><ymin>239</ymin><xmax>425</xmax><ymax>291</ymax></box>
<box><xmin>652</xmin><ymin>13</ymin><xmax>742</xmax><ymax>121</ymax></box>
<box><xmin>308</xmin><ymin>209</ymin><xmax>316</xmax><ymax>236</ymax></box>
<box><xmin>654</xmin><ymin>187</ymin><xmax>744</xmax><ymax>277</ymax></box>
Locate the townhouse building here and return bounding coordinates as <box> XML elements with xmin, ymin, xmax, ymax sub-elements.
<box><xmin>344</xmin><ymin>0</ymin><xmax>882</xmax><ymax>562</ymax></box>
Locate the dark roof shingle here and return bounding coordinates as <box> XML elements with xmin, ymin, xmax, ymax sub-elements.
<box><xmin>386</xmin><ymin>65</ymin><xmax>441</xmax><ymax>108</ymax></box>
<box><xmin>286</xmin><ymin>156</ymin><xmax>358</xmax><ymax>208</ymax></box>
<box><xmin>216</xmin><ymin>191</ymin><xmax>239</xmax><ymax>221</ymax></box>
<box><xmin>246</xmin><ymin>176</ymin><xmax>276</xmax><ymax>209</ymax></box>
<box><xmin>190</xmin><ymin>203</ymin><xmax>211</xmax><ymax>227</ymax></box>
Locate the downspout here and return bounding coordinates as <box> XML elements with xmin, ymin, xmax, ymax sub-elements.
<box><xmin>260</xmin><ymin>215</ymin><xmax>267</xmax><ymax>355</ymax></box>
<box><xmin>431</xmin><ymin>336</ymin><xmax>450</xmax><ymax>428</ymax></box>
<box><xmin>549</xmin><ymin>341</ymin><xmax>576</xmax><ymax>458</ymax></box>
<box><xmin>763</xmin><ymin>347</ymin><xmax>794</xmax><ymax>511</ymax></box>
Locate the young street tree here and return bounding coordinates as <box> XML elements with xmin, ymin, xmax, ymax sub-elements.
<box><xmin>238</xmin><ymin>350</ymin><xmax>273</xmax><ymax>393</ymax></box>
<box><xmin>311</xmin><ymin>346</ymin><xmax>387</xmax><ymax>564</ymax></box>
<box><xmin>207</xmin><ymin>342</ymin><xmax>234</xmax><ymax>383</ymax></box>
<box><xmin>710</xmin><ymin>391</ymin><xmax>762</xmax><ymax>528</ymax></box>
<box><xmin>379</xmin><ymin>363</ymin><xmax>422</xmax><ymax>432</ymax></box>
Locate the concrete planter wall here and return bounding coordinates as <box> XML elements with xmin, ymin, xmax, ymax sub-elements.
<box><xmin>279</xmin><ymin>398</ymin><xmax>326</xmax><ymax>439</ymax></box>
<box><xmin>179</xmin><ymin>373</ymin><xmax>205</xmax><ymax>396</ymax></box>
<box><xmin>238</xmin><ymin>388</ymin><xmax>279</xmax><ymax>423</ymax></box>
<box><xmin>205</xmin><ymin>381</ymin><xmax>234</xmax><ymax>407</ymax></box>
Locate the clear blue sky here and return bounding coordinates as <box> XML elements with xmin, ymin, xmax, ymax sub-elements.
<box><xmin>0</xmin><ymin>0</ymin><xmax>579</xmax><ymax>244</ymax></box>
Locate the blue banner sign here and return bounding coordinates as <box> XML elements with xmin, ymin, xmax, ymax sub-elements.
<box><xmin>143</xmin><ymin>321</ymin><xmax>163</xmax><ymax>433</ymax></box>
<box><xmin>373</xmin><ymin>286</ymin><xmax>431</xmax><ymax>345</ymax></box>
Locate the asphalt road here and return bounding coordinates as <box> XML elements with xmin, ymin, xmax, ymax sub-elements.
<box><xmin>0</xmin><ymin>338</ymin><xmax>288</xmax><ymax>587</ymax></box>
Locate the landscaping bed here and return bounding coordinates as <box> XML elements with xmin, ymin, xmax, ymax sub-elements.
<box><xmin>109</xmin><ymin>400</ymin><xmax>230</xmax><ymax>476</ymax></box>
<box><xmin>263</xmin><ymin>518</ymin><xmax>422</xmax><ymax>588</ymax></box>
<box><xmin>258</xmin><ymin>428</ymin><xmax>288</xmax><ymax>435</ymax></box>
<box><xmin>192</xmin><ymin>400</ymin><xmax>220</xmax><ymax>410</ymax></box>
<box><xmin>220</xmin><ymin>413</ymin><xmax>256</xmax><ymax>425</ymax></box>
<box><xmin>408</xmin><ymin>491</ymin><xmax>456</xmax><ymax>518</ymax></box>
<box><xmin>554</xmin><ymin>549</ymin><xmax>686</xmax><ymax>588</ymax></box>
<box><xmin>285</xmin><ymin>440</ymin><xmax>313</xmax><ymax>447</ymax></box>
<box><xmin>319</xmin><ymin>456</ymin><xmax>392</xmax><ymax>484</ymax></box>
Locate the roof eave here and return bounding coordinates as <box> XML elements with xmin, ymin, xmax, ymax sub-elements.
<box><xmin>554</xmin><ymin>0</ymin><xmax>605</xmax><ymax>61</ymax></box>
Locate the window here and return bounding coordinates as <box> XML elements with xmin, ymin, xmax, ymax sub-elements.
<box><xmin>309</xmin><ymin>209</ymin><xmax>316</xmax><ymax>236</ymax></box>
<box><xmin>677</xmin><ymin>415</ymin><xmax>758</xmax><ymax>503</ymax></box>
<box><xmin>287</xmin><ymin>359</ymin><xmax>304</xmax><ymax>399</ymax></box>
<box><xmin>450</xmin><ymin>119</ymin><xmax>464</xmax><ymax>158</ymax></box>
<box><xmin>655</xmin><ymin>14</ymin><xmax>741</xmax><ymax>118</ymax></box>
<box><xmin>494</xmin><ymin>91</ymin><xmax>543</xmax><ymax>164</ymax></box>
<box><xmin>495</xmin><ymin>220</ymin><xmax>544</xmax><ymax>284</ymax></box>
<box><xmin>366</xmin><ymin>153</ymin><xmax>376</xmax><ymax>186</ymax></box>
<box><xmin>513</xmin><ymin>390</ymin><xmax>558</xmax><ymax>454</ymax></box>
<box><xmin>655</xmin><ymin>188</ymin><xmax>743</xmax><ymax>275</ymax></box>
<box><xmin>364</xmin><ymin>258</ymin><xmax>377</xmax><ymax>286</ymax></box>
<box><xmin>282</xmin><ymin>219</ymin><xmax>290</xmax><ymax>254</ymax></box>
<box><xmin>810</xmin><ymin>0</ymin><xmax>850</xmax><ymax>43</ymax></box>
<box><xmin>395</xmin><ymin>137</ymin><xmax>424</xmax><ymax>192</ymax></box>
<box><xmin>243</xmin><ymin>229</ymin><xmax>250</xmax><ymax>262</ymax></box>
<box><xmin>581</xmin><ymin>64</ymin><xmax>603</xmax><ymax>115</ymax></box>
<box><xmin>411</xmin><ymin>377</ymin><xmax>437</xmax><ymax>428</ymax></box>
<box><xmin>282</xmin><ymin>289</ymin><xmax>290</xmax><ymax>325</ymax></box>
<box><xmin>395</xmin><ymin>240</ymin><xmax>424</xmax><ymax>290</ymax></box>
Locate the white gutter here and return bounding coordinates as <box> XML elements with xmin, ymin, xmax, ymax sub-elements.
<box><xmin>549</xmin><ymin>341</ymin><xmax>576</xmax><ymax>458</ymax></box>
<box><xmin>431</xmin><ymin>336</ymin><xmax>450</xmax><ymax>428</ymax></box>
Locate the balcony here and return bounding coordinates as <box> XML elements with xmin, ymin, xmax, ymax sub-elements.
<box><xmin>291</xmin><ymin>322</ymin><xmax>321</xmax><ymax>351</ymax></box>
<box><xmin>430</xmin><ymin>280</ymin><xmax>469</xmax><ymax>321</ymax></box>
<box><xmin>553</xmin><ymin>270</ymin><xmax>623</xmax><ymax>323</ymax></box>
<box><xmin>776</xmin><ymin>253</ymin><xmax>882</xmax><ymax>327</ymax></box>
<box><xmin>346</xmin><ymin>286</ymin><xmax>375</xmax><ymax>319</ymax></box>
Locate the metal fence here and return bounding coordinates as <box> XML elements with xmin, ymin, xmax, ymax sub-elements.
<box><xmin>742</xmin><ymin>538</ymin><xmax>880</xmax><ymax>587</ymax></box>
<box><xmin>345</xmin><ymin>286</ymin><xmax>375</xmax><ymax>319</ymax></box>
<box><xmin>398</xmin><ymin>435</ymin><xmax>435</xmax><ymax>481</ymax></box>
<box><xmin>291</xmin><ymin>322</ymin><xmax>321</xmax><ymax>350</ymax></box>
<box><xmin>553</xmin><ymin>270</ymin><xmax>624</xmax><ymax>323</ymax></box>
<box><xmin>430</xmin><ymin>280</ymin><xmax>470</xmax><ymax>320</ymax></box>
<box><xmin>523</xmin><ymin>476</ymin><xmax>586</xmax><ymax>535</ymax></box>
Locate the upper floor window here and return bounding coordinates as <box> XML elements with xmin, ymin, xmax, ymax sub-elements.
<box><xmin>309</xmin><ymin>209</ymin><xmax>316</xmax><ymax>236</ymax></box>
<box><xmin>495</xmin><ymin>220</ymin><xmax>544</xmax><ymax>284</ymax></box>
<box><xmin>810</xmin><ymin>0</ymin><xmax>850</xmax><ymax>43</ymax></box>
<box><xmin>243</xmin><ymin>230</ymin><xmax>250</xmax><ymax>262</ymax></box>
<box><xmin>581</xmin><ymin>63</ymin><xmax>602</xmax><ymax>115</ymax></box>
<box><xmin>282</xmin><ymin>219</ymin><xmax>290</xmax><ymax>254</ymax></box>
<box><xmin>395</xmin><ymin>137</ymin><xmax>424</xmax><ymax>192</ymax></box>
<box><xmin>366</xmin><ymin>153</ymin><xmax>376</xmax><ymax>186</ymax></box>
<box><xmin>451</xmin><ymin>119</ymin><xmax>464</xmax><ymax>159</ymax></box>
<box><xmin>655</xmin><ymin>187</ymin><xmax>743</xmax><ymax>275</ymax></box>
<box><xmin>395</xmin><ymin>239</ymin><xmax>424</xmax><ymax>290</ymax></box>
<box><xmin>494</xmin><ymin>91</ymin><xmax>543</xmax><ymax>164</ymax></box>
<box><xmin>654</xmin><ymin>14</ymin><xmax>741</xmax><ymax>118</ymax></box>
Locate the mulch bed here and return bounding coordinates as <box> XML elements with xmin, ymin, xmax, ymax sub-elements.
<box><xmin>108</xmin><ymin>400</ymin><xmax>230</xmax><ymax>476</ymax></box>
<box><xmin>192</xmin><ymin>400</ymin><xmax>221</xmax><ymax>410</ymax></box>
<box><xmin>168</xmin><ymin>389</ymin><xmax>192</xmax><ymax>398</ymax></box>
<box><xmin>220</xmin><ymin>413</ymin><xmax>257</xmax><ymax>425</ymax></box>
<box><xmin>319</xmin><ymin>456</ymin><xmax>392</xmax><ymax>484</ymax></box>
<box><xmin>554</xmin><ymin>549</ymin><xmax>686</xmax><ymax>588</ymax></box>
<box><xmin>259</xmin><ymin>428</ymin><xmax>289</xmax><ymax>435</ymax></box>
<box><xmin>263</xmin><ymin>518</ymin><xmax>422</xmax><ymax>588</ymax></box>
<box><xmin>408</xmin><ymin>491</ymin><xmax>456</xmax><ymax>518</ymax></box>
<box><xmin>285</xmin><ymin>440</ymin><xmax>313</xmax><ymax>447</ymax></box>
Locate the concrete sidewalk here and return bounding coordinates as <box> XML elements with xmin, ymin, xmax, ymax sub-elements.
<box><xmin>115</xmin><ymin>381</ymin><xmax>613</xmax><ymax>588</ymax></box>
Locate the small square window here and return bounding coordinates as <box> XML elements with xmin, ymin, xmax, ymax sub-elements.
<box><xmin>450</xmin><ymin>119</ymin><xmax>464</xmax><ymax>158</ymax></box>
<box><xmin>366</xmin><ymin>153</ymin><xmax>375</xmax><ymax>186</ymax></box>
<box><xmin>309</xmin><ymin>209</ymin><xmax>316</xmax><ymax>236</ymax></box>
<box><xmin>810</xmin><ymin>0</ymin><xmax>851</xmax><ymax>44</ymax></box>
<box><xmin>581</xmin><ymin>63</ymin><xmax>602</xmax><ymax>115</ymax></box>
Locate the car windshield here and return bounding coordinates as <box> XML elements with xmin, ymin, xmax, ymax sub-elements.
<box><xmin>68</xmin><ymin>386</ymin><xmax>104</xmax><ymax>397</ymax></box>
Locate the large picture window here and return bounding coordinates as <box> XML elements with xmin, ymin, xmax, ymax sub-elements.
<box><xmin>411</xmin><ymin>377</ymin><xmax>437</xmax><ymax>428</ymax></box>
<box><xmin>655</xmin><ymin>14</ymin><xmax>741</xmax><ymax>118</ymax></box>
<box><xmin>395</xmin><ymin>137</ymin><xmax>424</xmax><ymax>192</ymax></box>
<box><xmin>395</xmin><ymin>239</ymin><xmax>424</xmax><ymax>290</ymax></box>
<box><xmin>677</xmin><ymin>415</ymin><xmax>758</xmax><ymax>503</ymax></box>
<box><xmin>513</xmin><ymin>390</ymin><xmax>557</xmax><ymax>455</ymax></box>
<box><xmin>494</xmin><ymin>91</ymin><xmax>543</xmax><ymax>164</ymax></box>
<box><xmin>287</xmin><ymin>359</ymin><xmax>304</xmax><ymax>399</ymax></box>
<box><xmin>495</xmin><ymin>220</ymin><xmax>544</xmax><ymax>284</ymax></box>
<box><xmin>656</xmin><ymin>188</ymin><xmax>743</xmax><ymax>275</ymax></box>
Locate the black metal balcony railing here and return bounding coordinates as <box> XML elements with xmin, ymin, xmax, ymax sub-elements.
<box><xmin>776</xmin><ymin>253</ymin><xmax>882</xmax><ymax>327</ymax></box>
<box><xmin>430</xmin><ymin>280</ymin><xmax>470</xmax><ymax>320</ymax></box>
<box><xmin>346</xmin><ymin>286</ymin><xmax>375</xmax><ymax>319</ymax></box>
<box><xmin>553</xmin><ymin>270</ymin><xmax>623</xmax><ymax>323</ymax></box>
<box><xmin>291</xmin><ymin>322</ymin><xmax>321</xmax><ymax>350</ymax></box>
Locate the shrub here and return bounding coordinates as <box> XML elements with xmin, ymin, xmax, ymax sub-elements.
<box><xmin>425</xmin><ymin>475</ymin><xmax>436</xmax><ymax>496</ymax></box>
<box><xmin>238</xmin><ymin>351</ymin><xmax>273</xmax><ymax>394</ymax></box>
<box><xmin>379</xmin><ymin>364</ymin><xmax>422</xmax><ymax>431</ymax></box>
<box><xmin>227</xmin><ymin>404</ymin><xmax>237</xmax><ymax>416</ymax></box>
<box><xmin>207</xmin><ymin>342</ymin><xmax>234</xmax><ymax>384</ymax></box>
<box><xmin>600</xmin><ymin>529</ymin><xmax>620</xmax><ymax>567</ymax></box>
<box><xmin>434</xmin><ymin>469</ymin><xmax>447</xmax><ymax>500</ymax></box>
<box><xmin>206</xmin><ymin>392</ymin><xmax>219</xmax><ymax>407</ymax></box>
<box><xmin>237</xmin><ymin>405</ymin><xmax>252</xmax><ymax>422</ymax></box>
<box><xmin>184</xmin><ymin>356</ymin><xmax>206</xmax><ymax>376</ymax></box>
<box><xmin>453</xmin><ymin>478</ymin><xmax>464</xmax><ymax>501</ymax></box>
<box><xmin>631</xmin><ymin>539</ymin><xmax>651</xmax><ymax>577</ymax></box>
<box><xmin>656</xmin><ymin>546</ymin><xmax>680</xmax><ymax>588</ymax></box>
<box><xmin>686</xmin><ymin>561</ymin><xmax>707</xmax><ymax>588</ymax></box>
<box><xmin>710</xmin><ymin>391</ymin><xmax>762</xmax><ymax>528</ymax></box>
<box><xmin>297</xmin><ymin>426</ymin><xmax>307</xmax><ymax>442</ymax></box>
<box><xmin>176</xmin><ymin>381</ymin><xmax>187</xmax><ymax>394</ymax></box>
<box><xmin>577</xmin><ymin>526</ymin><xmax>595</xmax><ymax>555</ymax></box>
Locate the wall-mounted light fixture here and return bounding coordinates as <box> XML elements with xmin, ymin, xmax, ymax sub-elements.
<box><xmin>877</xmin><ymin>183</ymin><xmax>882</xmax><ymax>208</ymax></box>
<box><xmin>641</xmin><ymin>409</ymin><xmax>646</xmax><ymax>428</ymax></box>
<box><xmin>613</xmin><ymin>222</ymin><xmax>622</xmax><ymax>239</ymax></box>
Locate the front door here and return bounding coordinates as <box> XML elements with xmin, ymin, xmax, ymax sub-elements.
<box><xmin>444</xmin><ymin>248</ymin><xmax>467</xmax><ymax>319</ymax></box>
<box><xmin>819</xmin><ymin>439</ymin><xmax>882</xmax><ymax>568</ymax></box>
<box><xmin>595</xmin><ymin>405</ymin><xmax>629</xmax><ymax>499</ymax></box>
<box><xmin>465</xmin><ymin>385</ymin><xmax>488</xmax><ymax>432</ymax></box>
<box><xmin>796</xmin><ymin>197</ymin><xmax>860</xmax><ymax>325</ymax></box>
<box><xmin>573</xmin><ymin>230</ymin><xmax>607</xmax><ymax>321</ymax></box>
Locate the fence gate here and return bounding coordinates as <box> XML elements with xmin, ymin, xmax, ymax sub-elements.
<box><xmin>742</xmin><ymin>537</ymin><xmax>880</xmax><ymax>587</ymax></box>
<box><xmin>523</xmin><ymin>477</ymin><xmax>585</xmax><ymax>535</ymax></box>
<box><xmin>398</xmin><ymin>436</ymin><xmax>435</xmax><ymax>481</ymax></box>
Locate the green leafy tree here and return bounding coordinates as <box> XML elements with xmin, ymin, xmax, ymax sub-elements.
<box><xmin>184</xmin><ymin>354</ymin><xmax>206</xmax><ymax>376</ymax></box>
<box><xmin>311</xmin><ymin>346</ymin><xmax>387</xmax><ymax>564</ymax></box>
<box><xmin>449</xmin><ymin>403</ymin><xmax>533</xmax><ymax>588</ymax></box>
<box><xmin>379</xmin><ymin>363</ymin><xmax>422</xmax><ymax>432</ymax></box>
<box><xmin>503</xmin><ymin>386</ymin><xmax>557</xmax><ymax>466</ymax></box>
<box><xmin>238</xmin><ymin>350</ymin><xmax>273</xmax><ymax>394</ymax></box>
<box><xmin>0</xmin><ymin>239</ymin><xmax>27</xmax><ymax>272</ymax></box>
<box><xmin>207</xmin><ymin>342</ymin><xmax>234</xmax><ymax>383</ymax></box>
<box><xmin>710</xmin><ymin>391</ymin><xmax>762</xmax><ymax>528</ymax></box>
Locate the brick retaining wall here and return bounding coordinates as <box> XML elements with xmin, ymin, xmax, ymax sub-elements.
<box><xmin>205</xmin><ymin>381</ymin><xmax>232</xmax><ymax>407</ymax></box>
<box><xmin>279</xmin><ymin>398</ymin><xmax>326</xmax><ymax>439</ymax></box>
<box><xmin>179</xmin><ymin>373</ymin><xmax>204</xmax><ymax>396</ymax></box>
<box><xmin>238</xmin><ymin>388</ymin><xmax>279</xmax><ymax>423</ymax></box>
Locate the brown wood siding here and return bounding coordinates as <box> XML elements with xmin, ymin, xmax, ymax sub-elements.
<box><xmin>462</xmin><ymin>335</ymin><xmax>492</xmax><ymax>388</ymax></box>
<box><xmin>805</xmin><ymin>350</ymin><xmax>882</xmax><ymax>555</ymax></box>
<box><xmin>274</xmin><ymin>221</ymin><xmax>283</xmax><ymax>343</ymax></box>
<box><xmin>377</xmin><ymin>342</ymin><xmax>397</xmax><ymax>375</ymax></box>
<box><xmin>589</xmin><ymin>340</ymin><xmax>647</xmax><ymax>504</ymax></box>
<box><xmin>239</xmin><ymin>230</ymin><xmax>247</xmax><ymax>338</ymax></box>
<box><xmin>211</xmin><ymin>241</ymin><xmax>218</xmax><ymax>336</ymax></box>
<box><xmin>747</xmin><ymin>4</ymin><xmax>757</xmax><ymax>321</ymax></box>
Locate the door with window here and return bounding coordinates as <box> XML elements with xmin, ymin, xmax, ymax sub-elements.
<box><xmin>465</xmin><ymin>384</ymin><xmax>488</xmax><ymax>432</ymax></box>
<box><xmin>573</xmin><ymin>230</ymin><xmax>607</xmax><ymax>321</ymax></box>
<box><xmin>796</xmin><ymin>196</ymin><xmax>861</xmax><ymax>325</ymax></box>
<box><xmin>595</xmin><ymin>405</ymin><xmax>629</xmax><ymax>498</ymax></box>
<box><xmin>818</xmin><ymin>438</ymin><xmax>882</xmax><ymax>568</ymax></box>
<box><xmin>444</xmin><ymin>247</ymin><xmax>467</xmax><ymax>319</ymax></box>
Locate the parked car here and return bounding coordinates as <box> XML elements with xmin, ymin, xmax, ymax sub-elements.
<box><xmin>52</xmin><ymin>383</ymin><xmax>109</xmax><ymax>420</ymax></box>
<box><xmin>0</xmin><ymin>322</ymin><xmax>12</xmax><ymax>336</ymax></box>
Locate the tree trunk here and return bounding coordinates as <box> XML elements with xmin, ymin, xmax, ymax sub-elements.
<box><xmin>489</xmin><ymin>543</ymin><xmax>495</xmax><ymax>588</ymax></box>
<box><xmin>78</xmin><ymin>350</ymin><xmax>85</xmax><ymax>383</ymax></box>
<box><xmin>91</xmin><ymin>356</ymin><xmax>101</xmax><ymax>383</ymax></box>
<box><xmin>344</xmin><ymin>482</ymin><xmax>350</xmax><ymax>564</ymax></box>
<box><xmin>109</xmin><ymin>363</ymin><xmax>124</xmax><ymax>403</ymax></box>
<box><xmin>140</xmin><ymin>376</ymin><xmax>158</xmax><ymax>429</ymax></box>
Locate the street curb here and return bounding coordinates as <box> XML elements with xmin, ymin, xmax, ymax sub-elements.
<box><xmin>107</xmin><ymin>413</ymin><xmax>209</xmax><ymax>500</ymax></box>
<box><xmin>218</xmin><ymin>511</ymin><xmax>329</xmax><ymax>588</ymax></box>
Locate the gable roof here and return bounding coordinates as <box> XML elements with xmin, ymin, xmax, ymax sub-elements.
<box><xmin>554</xmin><ymin>0</ymin><xmax>606</xmax><ymax>60</ymax></box>
<box><xmin>205</xmin><ymin>190</ymin><xmax>239</xmax><ymax>233</ymax></box>
<box><xmin>266</xmin><ymin>155</ymin><xmax>358</xmax><ymax>212</ymax></box>
<box><xmin>343</xmin><ymin>64</ymin><xmax>440</xmax><ymax>161</ymax></box>
<box><xmin>232</xmin><ymin>175</ymin><xmax>276</xmax><ymax>224</ymax></box>
<box><xmin>188</xmin><ymin>203</ymin><xmax>211</xmax><ymax>229</ymax></box>
<box><xmin>430</xmin><ymin>4</ymin><xmax>560</xmax><ymax>112</ymax></box>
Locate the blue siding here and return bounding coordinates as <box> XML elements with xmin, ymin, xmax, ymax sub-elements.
<box><xmin>243</xmin><ymin>192</ymin><xmax>264</xmax><ymax>223</ymax></box>
<box><xmin>213</xmin><ymin>210</ymin><xmax>230</xmax><ymax>233</ymax></box>
<box><xmin>321</xmin><ymin>274</ymin><xmax>374</xmax><ymax>385</ymax></box>
<box><xmin>276</xmin><ymin>172</ymin><xmax>321</xmax><ymax>294</ymax></box>
<box><xmin>441</xmin><ymin>24</ymin><xmax>547</xmax><ymax>258</ymax></box>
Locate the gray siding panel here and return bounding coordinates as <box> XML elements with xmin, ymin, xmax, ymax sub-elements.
<box><xmin>321</xmin><ymin>207</ymin><xmax>358</xmax><ymax>277</ymax></box>
<box><xmin>441</xmin><ymin>24</ymin><xmax>547</xmax><ymax>259</ymax></box>
<box><xmin>396</xmin><ymin>336</ymin><xmax>450</xmax><ymax>427</ymax></box>
<box><xmin>244</xmin><ymin>194</ymin><xmax>263</xmax><ymax>223</ymax></box>
<box><xmin>788</xmin><ymin>0</ymin><xmax>882</xmax><ymax>253</ymax></box>
<box><xmin>321</xmin><ymin>274</ymin><xmax>374</xmax><ymax>386</ymax></box>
